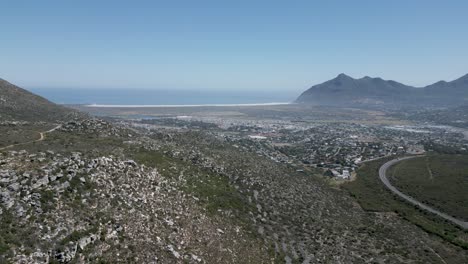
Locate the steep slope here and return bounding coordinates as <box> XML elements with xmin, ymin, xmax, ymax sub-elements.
<box><xmin>0</xmin><ymin>119</ymin><xmax>271</xmax><ymax>263</ymax></box>
<box><xmin>296</xmin><ymin>73</ymin><xmax>468</xmax><ymax>108</ymax></box>
<box><xmin>0</xmin><ymin>78</ymin><xmax>78</xmax><ymax>121</ymax></box>
<box><xmin>160</xmin><ymin>131</ymin><xmax>468</xmax><ymax>263</ymax></box>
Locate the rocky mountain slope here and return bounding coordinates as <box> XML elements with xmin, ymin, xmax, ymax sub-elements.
<box><xmin>153</xmin><ymin>130</ymin><xmax>468</xmax><ymax>263</ymax></box>
<box><xmin>0</xmin><ymin>78</ymin><xmax>79</xmax><ymax>121</ymax></box>
<box><xmin>0</xmin><ymin>118</ymin><xmax>270</xmax><ymax>263</ymax></box>
<box><xmin>296</xmin><ymin>73</ymin><xmax>468</xmax><ymax>108</ymax></box>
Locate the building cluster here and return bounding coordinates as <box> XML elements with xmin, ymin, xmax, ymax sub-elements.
<box><xmin>130</xmin><ymin>116</ymin><xmax>468</xmax><ymax>180</ymax></box>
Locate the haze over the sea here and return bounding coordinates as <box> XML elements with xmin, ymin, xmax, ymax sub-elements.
<box><xmin>30</xmin><ymin>88</ymin><xmax>295</xmax><ymax>105</ymax></box>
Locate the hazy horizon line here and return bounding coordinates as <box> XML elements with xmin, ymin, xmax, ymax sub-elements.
<box><xmin>84</xmin><ymin>102</ymin><xmax>293</xmax><ymax>108</ymax></box>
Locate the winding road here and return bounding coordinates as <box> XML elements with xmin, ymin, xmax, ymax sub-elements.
<box><xmin>0</xmin><ymin>124</ymin><xmax>61</xmax><ymax>151</ymax></box>
<box><xmin>379</xmin><ymin>156</ymin><xmax>468</xmax><ymax>229</ymax></box>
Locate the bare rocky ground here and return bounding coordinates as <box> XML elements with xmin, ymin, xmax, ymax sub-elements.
<box><xmin>0</xmin><ymin>119</ymin><xmax>269</xmax><ymax>263</ymax></box>
<box><xmin>146</xmin><ymin>130</ymin><xmax>468</xmax><ymax>264</ymax></box>
<box><xmin>1</xmin><ymin>118</ymin><xmax>467</xmax><ymax>263</ymax></box>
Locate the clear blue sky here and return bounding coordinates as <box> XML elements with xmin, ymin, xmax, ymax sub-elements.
<box><xmin>1</xmin><ymin>0</ymin><xmax>467</xmax><ymax>93</ymax></box>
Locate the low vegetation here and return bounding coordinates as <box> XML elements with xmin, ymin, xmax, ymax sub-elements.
<box><xmin>132</xmin><ymin>148</ymin><xmax>255</xmax><ymax>225</ymax></box>
<box><xmin>0</xmin><ymin>124</ymin><xmax>55</xmax><ymax>149</ymax></box>
<box><xmin>343</xmin><ymin>156</ymin><xmax>468</xmax><ymax>249</ymax></box>
<box><xmin>0</xmin><ymin>78</ymin><xmax>80</xmax><ymax>122</ymax></box>
<box><xmin>388</xmin><ymin>154</ymin><xmax>468</xmax><ymax>221</ymax></box>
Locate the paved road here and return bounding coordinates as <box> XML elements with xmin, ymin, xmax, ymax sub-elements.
<box><xmin>0</xmin><ymin>125</ymin><xmax>61</xmax><ymax>151</ymax></box>
<box><xmin>379</xmin><ymin>156</ymin><xmax>468</xmax><ymax>229</ymax></box>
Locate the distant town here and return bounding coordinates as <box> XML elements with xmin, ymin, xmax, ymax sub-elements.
<box><xmin>119</xmin><ymin>110</ymin><xmax>468</xmax><ymax>181</ymax></box>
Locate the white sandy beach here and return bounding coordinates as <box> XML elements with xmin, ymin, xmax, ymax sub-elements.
<box><xmin>85</xmin><ymin>102</ymin><xmax>292</xmax><ymax>108</ymax></box>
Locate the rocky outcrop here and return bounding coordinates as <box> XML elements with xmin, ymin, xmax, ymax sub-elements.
<box><xmin>0</xmin><ymin>149</ymin><xmax>267</xmax><ymax>263</ymax></box>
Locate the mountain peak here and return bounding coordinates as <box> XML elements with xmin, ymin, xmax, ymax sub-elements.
<box><xmin>336</xmin><ymin>73</ymin><xmax>352</xmax><ymax>79</ymax></box>
<box><xmin>296</xmin><ymin>72</ymin><xmax>468</xmax><ymax>107</ymax></box>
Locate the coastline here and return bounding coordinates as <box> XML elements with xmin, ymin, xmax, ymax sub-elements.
<box><xmin>84</xmin><ymin>102</ymin><xmax>293</xmax><ymax>108</ymax></box>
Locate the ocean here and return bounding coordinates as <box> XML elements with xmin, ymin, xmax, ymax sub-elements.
<box><xmin>29</xmin><ymin>88</ymin><xmax>295</xmax><ymax>106</ymax></box>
